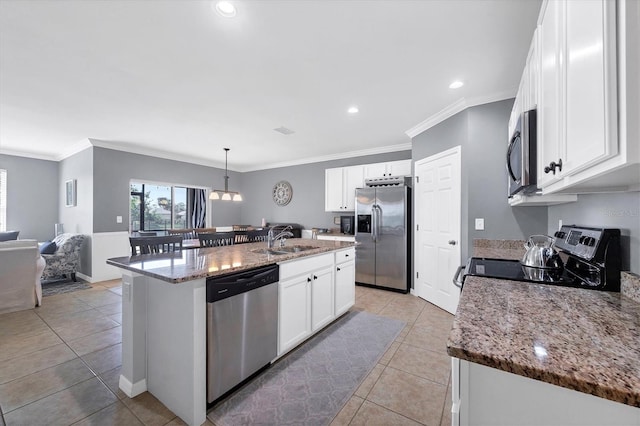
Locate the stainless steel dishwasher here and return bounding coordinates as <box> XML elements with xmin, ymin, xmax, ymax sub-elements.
<box><xmin>206</xmin><ymin>264</ymin><xmax>279</xmax><ymax>403</ymax></box>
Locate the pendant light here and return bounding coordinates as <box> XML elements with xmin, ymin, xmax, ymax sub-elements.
<box><xmin>210</xmin><ymin>148</ymin><xmax>243</xmax><ymax>201</ymax></box>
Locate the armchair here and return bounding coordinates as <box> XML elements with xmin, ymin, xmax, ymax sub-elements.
<box><xmin>0</xmin><ymin>240</ymin><xmax>44</xmax><ymax>314</ymax></box>
<box><xmin>41</xmin><ymin>233</ymin><xmax>87</xmax><ymax>282</ymax></box>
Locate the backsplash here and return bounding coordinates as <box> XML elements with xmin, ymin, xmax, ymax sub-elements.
<box><xmin>473</xmin><ymin>239</ymin><xmax>526</xmax><ymax>260</ymax></box>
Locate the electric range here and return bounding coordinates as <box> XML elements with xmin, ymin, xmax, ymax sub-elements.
<box><xmin>454</xmin><ymin>225</ymin><xmax>621</xmax><ymax>292</ymax></box>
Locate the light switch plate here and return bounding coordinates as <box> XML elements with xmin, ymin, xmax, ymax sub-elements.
<box><xmin>116</xmin><ymin>215</ymin><xmax>123</xmax><ymax>223</ymax></box>
<box><xmin>475</xmin><ymin>218</ymin><xmax>485</xmax><ymax>231</ymax></box>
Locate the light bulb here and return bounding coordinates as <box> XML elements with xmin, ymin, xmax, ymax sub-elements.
<box><xmin>209</xmin><ymin>192</ymin><xmax>220</xmax><ymax>200</ymax></box>
<box><xmin>233</xmin><ymin>193</ymin><xmax>243</xmax><ymax>202</ymax></box>
<box><xmin>221</xmin><ymin>192</ymin><xmax>232</xmax><ymax>201</ymax></box>
<box><xmin>214</xmin><ymin>1</ymin><xmax>236</xmax><ymax>18</ymax></box>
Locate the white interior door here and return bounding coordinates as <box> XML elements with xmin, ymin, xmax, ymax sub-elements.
<box><xmin>415</xmin><ymin>146</ymin><xmax>461</xmax><ymax>314</ymax></box>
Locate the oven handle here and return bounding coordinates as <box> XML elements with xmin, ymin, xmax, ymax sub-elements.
<box><xmin>453</xmin><ymin>265</ymin><xmax>466</xmax><ymax>289</ymax></box>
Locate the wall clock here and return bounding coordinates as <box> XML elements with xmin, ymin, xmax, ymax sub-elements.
<box><xmin>272</xmin><ymin>181</ymin><xmax>293</xmax><ymax>206</ymax></box>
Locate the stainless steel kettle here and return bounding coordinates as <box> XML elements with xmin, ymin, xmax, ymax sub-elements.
<box><xmin>521</xmin><ymin>235</ymin><xmax>563</xmax><ymax>269</ymax></box>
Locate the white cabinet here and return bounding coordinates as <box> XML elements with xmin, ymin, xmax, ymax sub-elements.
<box><xmin>334</xmin><ymin>248</ymin><xmax>355</xmax><ymax>316</ymax></box>
<box><xmin>454</xmin><ymin>358</ymin><xmax>640</xmax><ymax>426</ymax></box>
<box><xmin>324</xmin><ymin>165</ymin><xmax>363</xmax><ymax>211</ymax></box>
<box><xmin>310</xmin><ymin>266</ymin><xmax>334</xmax><ymax>331</ymax></box>
<box><xmin>278</xmin><ymin>253</ymin><xmax>335</xmax><ymax>356</ymax></box>
<box><xmin>538</xmin><ymin>0</ymin><xmax>624</xmax><ymax>192</ymax></box>
<box><xmin>363</xmin><ymin>159</ymin><xmax>412</xmax><ymax>179</ymax></box>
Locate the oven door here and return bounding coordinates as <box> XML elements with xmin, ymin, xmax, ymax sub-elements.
<box><xmin>507</xmin><ymin>109</ymin><xmax>537</xmax><ymax>197</ymax></box>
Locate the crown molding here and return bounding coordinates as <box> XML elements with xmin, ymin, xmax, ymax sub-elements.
<box><xmin>0</xmin><ymin>148</ymin><xmax>58</xmax><ymax>161</ymax></box>
<box><xmin>405</xmin><ymin>89</ymin><xmax>516</xmax><ymax>138</ymax></box>
<box><xmin>57</xmin><ymin>138</ymin><xmax>93</xmax><ymax>160</ymax></box>
<box><xmin>241</xmin><ymin>142</ymin><xmax>413</xmax><ymax>172</ymax></box>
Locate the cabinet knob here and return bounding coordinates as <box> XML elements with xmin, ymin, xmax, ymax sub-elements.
<box><xmin>307</xmin><ymin>277</ymin><xmax>311</xmax><ymax>282</ymax></box>
<box><xmin>544</xmin><ymin>159</ymin><xmax>563</xmax><ymax>175</ymax></box>
<box><xmin>337</xmin><ymin>267</ymin><xmax>341</xmax><ymax>271</ymax></box>
<box><xmin>448</xmin><ymin>240</ymin><xmax>457</xmax><ymax>245</ymax></box>
<box><xmin>313</xmin><ymin>275</ymin><xmax>318</xmax><ymax>280</ymax></box>
<box><xmin>345</xmin><ymin>254</ymin><xmax>349</xmax><ymax>257</ymax></box>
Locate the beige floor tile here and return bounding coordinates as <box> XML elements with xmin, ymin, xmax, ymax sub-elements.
<box><xmin>164</xmin><ymin>416</ymin><xmax>187</xmax><ymax>425</ymax></box>
<box><xmin>107</xmin><ymin>286</ymin><xmax>123</xmax><ymax>296</ymax></box>
<box><xmin>441</xmin><ymin>375</ymin><xmax>452</xmax><ymax>426</ymax></box>
<box><xmin>0</xmin><ymin>343</ymin><xmax>77</xmax><ymax>385</ymax></box>
<box><xmin>367</xmin><ymin>366</ymin><xmax>447</xmax><ymax>424</ymax></box>
<box><xmin>0</xmin><ymin>310</ymin><xmax>48</xmax><ymax>339</ymax></box>
<box><xmin>377</xmin><ymin>303</ymin><xmax>422</xmax><ymax>325</ymax></box>
<box><xmin>3</xmin><ymin>377</ymin><xmax>117</xmax><ymax>425</ymax></box>
<box><xmin>73</xmin><ymin>289</ymin><xmax>122</xmax><ymax>308</ymax></box>
<box><xmin>49</xmin><ymin>315</ymin><xmax>119</xmax><ymax>342</ymax></box>
<box><xmin>35</xmin><ymin>296</ymin><xmax>94</xmax><ymax>318</ymax></box>
<box><xmin>73</xmin><ymin>400</ymin><xmax>144</xmax><ymax>426</ymax></box>
<box><xmin>379</xmin><ymin>341</ymin><xmax>400</xmax><ymax>366</ymax></box>
<box><xmin>68</xmin><ymin>326</ymin><xmax>122</xmax><ymax>357</ymax></box>
<box><xmin>404</xmin><ymin>325</ymin><xmax>450</xmax><ymax>354</ymax></box>
<box><xmin>37</xmin><ymin>306</ymin><xmax>106</xmax><ymax>327</ymax></box>
<box><xmin>388</xmin><ymin>343</ymin><xmax>451</xmax><ymax>385</ymax></box>
<box><xmin>354</xmin><ymin>364</ymin><xmax>385</xmax><ymax>398</ymax></box>
<box><xmin>0</xmin><ymin>328</ymin><xmax>63</xmax><ymax>362</ymax></box>
<box><xmin>95</xmin><ymin>301</ymin><xmax>122</xmax><ymax>316</ymax></box>
<box><xmin>122</xmin><ymin>391</ymin><xmax>177</xmax><ymax>426</ymax></box>
<box><xmin>350</xmin><ymin>401</ymin><xmax>422</xmax><ymax>426</ymax></box>
<box><xmin>108</xmin><ymin>312</ymin><xmax>122</xmax><ymax>325</ymax></box>
<box><xmin>330</xmin><ymin>395</ymin><xmax>364</xmax><ymax>426</ymax></box>
<box><xmin>95</xmin><ymin>279</ymin><xmax>122</xmax><ymax>289</ymax></box>
<box><xmin>0</xmin><ymin>358</ymin><xmax>94</xmax><ymax>413</ymax></box>
<box><xmin>81</xmin><ymin>343</ymin><xmax>122</xmax><ymax>375</ymax></box>
<box><xmin>98</xmin><ymin>367</ymin><xmax>128</xmax><ymax>400</ymax></box>
<box><xmin>414</xmin><ymin>304</ymin><xmax>454</xmax><ymax>330</ymax></box>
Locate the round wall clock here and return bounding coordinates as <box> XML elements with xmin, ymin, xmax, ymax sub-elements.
<box><xmin>272</xmin><ymin>181</ymin><xmax>293</xmax><ymax>206</ymax></box>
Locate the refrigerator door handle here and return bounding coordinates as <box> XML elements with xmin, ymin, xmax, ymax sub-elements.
<box><xmin>371</xmin><ymin>204</ymin><xmax>377</xmax><ymax>242</ymax></box>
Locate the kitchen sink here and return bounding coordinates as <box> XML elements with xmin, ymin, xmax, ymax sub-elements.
<box><xmin>250</xmin><ymin>245</ymin><xmax>317</xmax><ymax>256</ymax></box>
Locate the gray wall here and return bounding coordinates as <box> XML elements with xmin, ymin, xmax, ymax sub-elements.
<box><xmin>239</xmin><ymin>151</ymin><xmax>412</xmax><ymax>230</ymax></box>
<box><xmin>0</xmin><ymin>154</ymin><xmax>59</xmax><ymax>241</ymax></box>
<box><xmin>548</xmin><ymin>192</ymin><xmax>640</xmax><ymax>273</ymax></box>
<box><xmin>411</xmin><ymin>99</ymin><xmax>548</xmax><ymax>261</ymax></box>
<box><xmin>59</xmin><ymin>147</ymin><xmax>94</xmax><ymax>275</ymax></box>
<box><xmin>92</xmin><ymin>147</ymin><xmax>241</xmax><ymax>232</ymax></box>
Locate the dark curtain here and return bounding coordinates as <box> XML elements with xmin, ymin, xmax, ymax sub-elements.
<box><xmin>187</xmin><ymin>188</ymin><xmax>206</xmax><ymax>228</ymax></box>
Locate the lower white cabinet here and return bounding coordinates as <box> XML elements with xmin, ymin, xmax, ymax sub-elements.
<box><xmin>277</xmin><ymin>250</ymin><xmax>355</xmax><ymax>357</ymax></box>
<box><xmin>335</xmin><ymin>248</ymin><xmax>355</xmax><ymax>316</ymax></box>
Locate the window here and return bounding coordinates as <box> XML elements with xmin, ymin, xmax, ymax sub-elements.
<box><xmin>130</xmin><ymin>182</ymin><xmax>205</xmax><ymax>232</ymax></box>
<box><xmin>0</xmin><ymin>169</ymin><xmax>6</xmax><ymax>231</ymax></box>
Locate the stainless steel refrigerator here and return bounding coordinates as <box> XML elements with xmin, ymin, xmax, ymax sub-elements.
<box><xmin>355</xmin><ymin>182</ymin><xmax>411</xmax><ymax>293</ymax></box>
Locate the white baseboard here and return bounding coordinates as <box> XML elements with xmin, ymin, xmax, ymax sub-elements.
<box><xmin>119</xmin><ymin>374</ymin><xmax>147</xmax><ymax>398</ymax></box>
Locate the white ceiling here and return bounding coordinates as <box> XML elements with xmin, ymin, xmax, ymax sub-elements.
<box><xmin>0</xmin><ymin>0</ymin><xmax>541</xmax><ymax>172</ymax></box>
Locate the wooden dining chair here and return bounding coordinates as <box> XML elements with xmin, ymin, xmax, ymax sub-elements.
<box><xmin>198</xmin><ymin>232</ymin><xmax>235</xmax><ymax>247</ymax></box>
<box><xmin>168</xmin><ymin>228</ymin><xmax>196</xmax><ymax>240</ymax></box>
<box><xmin>130</xmin><ymin>235</ymin><xmax>183</xmax><ymax>255</ymax></box>
<box><xmin>247</xmin><ymin>229</ymin><xmax>269</xmax><ymax>242</ymax></box>
<box><xmin>234</xmin><ymin>231</ymin><xmax>249</xmax><ymax>244</ymax></box>
<box><xmin>137</xmin><ymin>231</ymin><xmax>158</xmax><ymax>237</ymax></box>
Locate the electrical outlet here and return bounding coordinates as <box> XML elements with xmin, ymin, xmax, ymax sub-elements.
<box><xmin>475</xmin><ymin>218</ymin><xmax>485</xmax><ymax>231</ymax></box>
<box><xmin>116</xmin><ymin>215</ymin><xmax>123</xmax><ymax>224</ymax></box>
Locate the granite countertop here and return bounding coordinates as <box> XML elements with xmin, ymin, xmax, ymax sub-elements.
<box><xmin>447</xmin><ymin>276</ymin><xmax>640</xmax><ymax>407</ymax></box>
<box><xmin>107</xmin><ymin>238</ymin><xmax>355</xmax><ymax>283</ymax></box>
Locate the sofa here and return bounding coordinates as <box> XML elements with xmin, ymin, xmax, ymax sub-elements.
<box><xmin>0</xmin><ymin>240</ymin><xmax>45</xmax><ymax>314</ymax></box>
<box><xmin>41</xmin><ymin>233</ymin><xmax>87</xmax><ymax>282</ymax></box>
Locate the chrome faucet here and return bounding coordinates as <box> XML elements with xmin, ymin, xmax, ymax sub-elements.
<box><xmin>267</xmin><ymin>225</ymin><xmax>294</xmax><ymax>249</ymax></box>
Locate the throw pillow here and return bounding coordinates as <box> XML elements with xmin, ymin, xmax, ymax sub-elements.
<box><xmin>39</xmin><ymin>241</ymin><xmax>57</xmax><ymax>254</ymax></box>
<box><xmin>0</xmin><ymin>230</ymin><xmax>19</xmax><ymax>241</ymax></box>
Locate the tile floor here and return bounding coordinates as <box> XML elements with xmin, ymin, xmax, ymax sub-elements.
<box><xmin>0</xmin><ymin>281</ymin><xmax>453</xmax><ymax>426</ymax></box>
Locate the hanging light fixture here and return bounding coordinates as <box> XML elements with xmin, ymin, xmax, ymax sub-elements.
<box><xmin>210</xmin><ymin>148</ymin><xmax>243</xmax><ymax>202</ymax></box>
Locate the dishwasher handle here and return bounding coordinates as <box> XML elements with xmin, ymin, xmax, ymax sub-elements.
<box><xmin>207</xmin><ymin>264</ymin><xmax>279</xmax><ymax>303</ymax></box>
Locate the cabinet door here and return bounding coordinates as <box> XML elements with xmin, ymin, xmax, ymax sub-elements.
<box><xmin>538</xmin><ymin>0</ymin><xmax>564</xmax><ymax>188</ymax></box>
<box><xmin>278</xmin><ymin>276</ymin><xmax>311</xmax><ymax>354</ymax></box>
<box><xmin>335</xmin><ymin>259</ymin><xmax>355</xmax><ymax>316</ymax></box>
<box><xmin>363</xmin><ymin>163</ymin><xmax>388</xmax><ymax>179</ymax></box>
<box><xmin>343</xmin><ymin>165</ymin><xmax>364</xmax><ymax>211</ymax></box>
<box><xmin>325</xmin><ymin>168</ymin><xmax>344</xmax><ymax>211</ymax></box>
<box><xmin>311</xmin><ymin>266</ymin><xmax>334</xmax><ymax>331</ymax></box>
<box><xmin>387</xmin><ymin>160</ymin><xmax>412</xmax><ymax>177</ymax></box>
<box><xmin>563</xmin><ymin>0</ymin><xmax>617</xmax><ymax>175</ymax></box>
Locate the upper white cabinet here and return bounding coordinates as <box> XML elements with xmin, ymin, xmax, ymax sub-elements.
<box><xmin>325</xmin><ymin>165</ymin><xmax>364</xmax><ymax>212</ymax></box>
<box><xmin>537</xmin><ymin>0</ymin><xmax>639</xmax><ymax>193</ymax></box>
<box><xmin>363</xmin><ymin>159</ymin><xmax>412</xmax><ymax>179</ymax></box>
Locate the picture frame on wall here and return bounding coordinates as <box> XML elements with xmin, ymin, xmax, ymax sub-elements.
<box><xmin>65</xmin><ymin>179</ymin><xmax>76</xmax><ymax>207</ymax></box>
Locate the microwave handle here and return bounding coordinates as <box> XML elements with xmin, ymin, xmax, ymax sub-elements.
<box><xmin>506</xmin><ymin>130</ymin><xmax>520</xmax><ymax>182</ymax></box>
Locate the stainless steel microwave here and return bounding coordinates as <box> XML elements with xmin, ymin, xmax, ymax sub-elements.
<box><xmin>507</xmin><ymin>109</ymin><xmax>537</xmax><ymax>197</ymax></box>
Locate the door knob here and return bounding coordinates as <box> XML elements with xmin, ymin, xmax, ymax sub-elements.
<box><xmin>448</xmin><ymin>240</ymin><xmax>457</xmax><ymax>245</ymax></box>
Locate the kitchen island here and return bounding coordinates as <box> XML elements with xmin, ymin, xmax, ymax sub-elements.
<box><xmin>447</xmin><ymin>276</ymin><xmax>640</xmax><ymax>425</ymax></box>
<box><xmin>107</xmin><ymin>238</ymin><xmax>356</xmax><ymax>426</ymax></box>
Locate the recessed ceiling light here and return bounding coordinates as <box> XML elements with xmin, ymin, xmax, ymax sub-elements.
<box><xmin>214</xmin><ymin>1</ymin><xmax>236</xmax><ymax>18</ymax></box>
<box><xmin>348</xmin><ymin>106</ymin><xmax>359</xmax><ymax>114</ymax></box>
<box><xmin>449</xmin><ymin>80</ymin><xmax>464</xmax><ymax>89</ymax></box>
